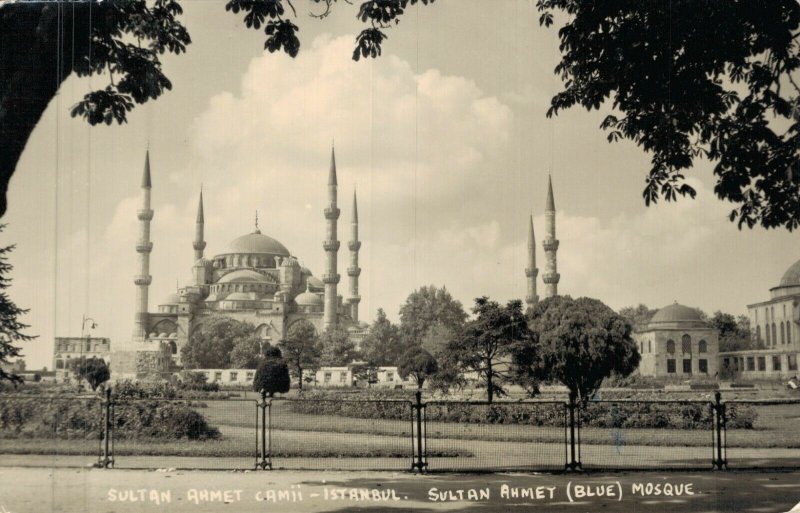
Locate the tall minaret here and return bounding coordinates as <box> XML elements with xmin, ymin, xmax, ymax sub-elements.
<box><xmin>347</xmin><ymin>189</ymin><xmax>361</xmax><ymax>322</ymax></box>
<box><xmin>133</xmin><ymin>151</ymin><xmax>154</xmax><ymax>341</ymax></box>
<box><xmin>322</xmin><ymin>147</ymin><xmax>341</xmax><ymax>330</ymax></box>
<box><xmin>525</xmin><ymin>214</ymin><xmax>539</xmax><ymax>309</ymax></box>
<box><xmin>542</xmin><ymin>175</ymin><xmax>560</xmax><ymax>298</ymax></box>
<box><xmin>193</xmin><ymin>189</ymin><xmax>206</xmax><ymax>262</ymax></box>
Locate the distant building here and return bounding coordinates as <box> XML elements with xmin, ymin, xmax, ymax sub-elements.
<box><xmin>720</xmin><ymin>259</ymin><xmax>800</xmax><ymax>379</ymax></box>
<box><xmin>53</xmin><ymin>337</ymin><xmax>111</xmax><ymax>383</ymax></box>
<box><xmin>191</xmin><ymin>366</ymin><xmax>411</xmax><ymax>388</ymax></box>
<box><xmin>634</xmin><ymin>303</ymin><xmax>719</xmax><ymax>378</ymax></box>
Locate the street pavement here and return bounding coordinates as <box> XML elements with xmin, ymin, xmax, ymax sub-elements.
<box><xmin>0</xmin><ymin>466</ymin><xmax>799</xmax><ymax>513</ymax></box>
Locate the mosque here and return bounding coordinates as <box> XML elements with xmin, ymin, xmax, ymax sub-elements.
<box><xmin>112</xmin><ymin>148</ymin><xmax>365</xmax><ymax>377</ymax></box>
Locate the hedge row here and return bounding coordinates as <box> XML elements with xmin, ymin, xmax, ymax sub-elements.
<box><xmin>284</xmin><ymin>393</ymin><xmax>757</xmax><ymax>430</ymax></box>
<box><xmin>0</xmin><ymin>397</ymin><xmax>220</xmax><ymax>440</ymax></box>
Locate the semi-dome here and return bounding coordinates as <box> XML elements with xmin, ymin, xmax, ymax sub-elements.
<box><xmin>295</xmin><ymin>290</ymin><xmax>323</xmax><ymax>307</ymax></box>
<box><xmin>225</xmin><ymin>292</ymin><xmax>254</xmax><ymax>301</ymax></box>
<box><xmin>779</xmin><ymin>259</ymin><xmax>800</xmax><ymax>288</ymax></box>
<box><xmin>225</xmin><ymin>231</ymin><xmax>290</xmax><ymax>256</ymax></box>
<box><xmin>306</xmin><ymin>276</ymin><xmax>324</xmax><ymax>290</ymax></box>
<box><xmin>217</xmin><ymin>269</ymin><xmax>270</xmax><ymax>283</ymax></box>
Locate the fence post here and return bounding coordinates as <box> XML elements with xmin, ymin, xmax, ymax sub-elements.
<box><xmin>712</xmin><ymin>391</ymin><xmax>727</xmax><ymax>470</ymax></box>
<box><xmin>411</xmin><ymin>391</ymin><xmax>427</xmax><ymax>473</ymax></box>
<box><xmin>566</xmin><ymin>393</ymin><xmax>582</xmax><ymax>471</ymax></box>
<box><xmin>98</xmin><ymin>387</ymin><xmax>112</xmax><ymax>469</ymax></box>
<box><xmin>258</xmin><ymin>391</ymin><xmax>272</xmax><ymax>470</ymax></box>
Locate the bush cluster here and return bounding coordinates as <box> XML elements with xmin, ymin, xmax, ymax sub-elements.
<box><xmin>0</xmin><ymin>396</ymin><xmax>219</xmax><ymax>440</ymax></box>
<box><xmin>284</xmin><ymin>392</ymin><xmax>758</xmax><ymax>430</ymax></box>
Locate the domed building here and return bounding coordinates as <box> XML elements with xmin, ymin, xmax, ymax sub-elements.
<box><xmin>118</xmin><ymin>149</ymin><xmax>365</xmax><ymax>373</ymax></box>
<box><xmin>634</xmin><ymin>302</ymin><xmax>719</xmax><ymax>378</ymax></box>
<box><xmin>719</xmin><ymin>258</ymin><xmax>800</xmax><ymax>378</ymax></box>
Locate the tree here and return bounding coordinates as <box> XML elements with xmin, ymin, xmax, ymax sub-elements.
<box><xmin>519</xmin><ymin>295</ymin><xmax>640</xmax><ymax>404</ymax></box>
<box><xmin>420</xmin><ymin>322</ymin><xmax>458</xmax><ymax>360</ymax></box>
<box><xmin>181</xmin><ymin>316</ymin><xmax>256</xmax><ymax>369</ymax></box>
<box><xmin>449</xmin><ymin>297</ymin><xmax>533</xmax><ymax>403</ymax></box>
<box><xmin>712</xmin><ymin>311</ymin><xmax>758</xmax><ymax>351</ymax></box>
<box><xmin>319</xmin><ymin>326</ymin><xmax>356</xmax><ymax>366</ymax></box>
<box><xmin>618</xmin><ymin>304</ymin><xmax>658</xmax><ymax>332</ymax></box>
<box><xmin>399</xmin><ymin>285</ymin><xmax>468</xmax><ymax>347</ymax></box>
<box><xmin>538</xmin><ymin>1</ymin><xmax>800</xmax><ymax>230</ymax></box>
<box><xmin>229</xmin><ymin>336</ymin><xmax>265</xmax><ymax>369</ymax></box>
<box><xmin>252</xmin><ymin>349</ymin><xmax>290</xmax><ymax>398</ymax></box>
<box><xmin>69</xmin><ymin>356</ymin><xmax>110</xmax><ymax>391</ymax></box>
<box><xmin>0</xmin><ymin>225</ymin><xmax>34</xmax><ymax>383</ymax></box>
<box><xmin>359</xmin><ymin>308</ymin><xmax>404</xmax><ymax>366</ymax></box>
<box><xmin>397</xmin><ymin>346</ymin><xmax>438</xmax><ymax>390</ymax></box>
<box><xmin>279</xmin><ymin>320</ymin><xmax>321</xmax><ymax>391</ymax></box>
<box><xmin>0</xmin><ymin>0</ymin><xmax>434</xmax><ymax>218</ymax></box>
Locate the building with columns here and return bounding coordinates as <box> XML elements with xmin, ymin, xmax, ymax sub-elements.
<box><xmin>525</xmin><ymin>175</ymin><xmax>559</xmax><ymax>311</ymax></box>
<box><xmin>719</xmin><ymin>259</ymin><xmax>800</xmax><ymax>379</ymax></box>
<box><xmin>117</xmin><ymin>148</ymin><xmax>365</xmax><ymax>373</ymax></box>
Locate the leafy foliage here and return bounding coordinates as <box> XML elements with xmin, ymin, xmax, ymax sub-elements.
<box><xmin>279</xmin><ymin>320</ymin><xmax>321</xmax><ymax>390</ymax></box>
<box><xmin>68</xmin><ymin>356</ymin><xmax>110</xmax><ymax>391</ymax></box>
<box><xmin>396</xmin><ymin>346</ymin><xmax>438</xmax><ymax>389</ymax></box>
<box><xmin>712</xmin><ymin>311</ymin><xmax>758</xmax><ymax>351</ymax></box>
<box><xmin>538</xmin><ymin>0</ymin><xmax>800</xmax><ymax>230</ymax></box>
<box><xmin>359</xmin><ymin>308</ymin><xmax>404</xmax><ymax>366</ymax></box>
<box><xmin>181</xmin><ymin>316</ymin><xmax>257</xmax><ymax>369</ymax></box>
<box><xmin>229</xmin><ymin>336</ymin><xmax>265</xmax><ymax>369</ymax></box>
<box><xmin>399</xmin><ymin>285</ymin><xmax>467</xmax><ymax>347</ymax></box>
<box><xmin>520</xmin><ymin>295</ymin><xmax>640</xmax><ymax>403</ymax></box>
<box><xmin>0</xmin><ymin>225</ymin><xmax>34</xmax><ymax>383</ymax></box>
<box><xmin>618</xmin><ymin>304</ymin><xmax>658</xmax><ymax>331</ymax></box>
<box><xmin>319</xmin><ymin>325</ymin><xmax>356</xmax><ymax>366</ymax></box>
<box><xmin>253</xmin><ymin>350</ymin><xmax>290</xmax><ymax>397</ymax></box>
<box><xmin>449</xmin><ymin>297</ymin><xmax>533</xmax><ymax>403</ymax></box>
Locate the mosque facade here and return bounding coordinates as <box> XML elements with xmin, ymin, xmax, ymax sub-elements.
<box><xmin>114</xmin><ymin>148</ymin><xmax>364</xmax><ymax>376</ymax></box>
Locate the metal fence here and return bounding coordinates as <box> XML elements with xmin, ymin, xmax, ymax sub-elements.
<box><xmin>1</xmin><ymin>391</ymin><xmax>799</xmax><ymax>472</ymax></box>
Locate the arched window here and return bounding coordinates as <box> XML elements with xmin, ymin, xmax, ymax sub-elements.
<box><xmin>781</xmin><ymin>322</ymin><xmax>785</xmax><ymax>344</ymax></box>
<box><xmin>699</xmin><ymin>340</ymin><xmax>707</xmax><ymax>353</ymax></box>
<box><xmin>772</xmin><ymin>323</ymin><xmax>777</xmax><ymax>347</ymax></box>
<box><xmin>756</xmin><ymin>325</ymin><xmax>761</xmax><ymax>342</ymax></box>
<box><xmin>682</xmin><ymin>334</ymin><xmax>692</xmax><ymax>353</ymax></box>
<box><xmin>788</xmin><ymin>325</ymin><xmax>792</xmax><ymax>345</ymax></box>
<box><xmin>666</xmin><ymin>339</ymin><xmax>675</xmax><ymax>354</ymax></box>
<box><xmin>168</xmin><ymin>341</ymin><xmax>177</xmax><ymax>355</ymax></box>
<box><xmin>766</xmin><ymin>325</ymin><xmax>771</xmax><ymax>345</ymax></box>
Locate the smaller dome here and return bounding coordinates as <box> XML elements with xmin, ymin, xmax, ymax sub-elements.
<box><xmin>226</xmin><ymin>292</ymin><xmax>255</xmax><ymax>301</ymax></box>
<box><xmin>295</xmin><ymin>290</ymin><xmax>323</xmax><ymax>307</ymax></box>
<box><xmin>649</xmin><ymin>302</ymin><xmax>706</xmax><ymax>327</ymax></box>
<box><xmin>160</xmin><ymin>293</ymin><xmax>180</xmax><ymax>305</ymax></box>
<box><xmin>218</xmin><ymin>269</ymin><xmax>269</xmax><ymax>283</ymax></box>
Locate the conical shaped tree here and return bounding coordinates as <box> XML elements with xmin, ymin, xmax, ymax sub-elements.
<box><xmin>0</xmin><ymin>225</ymin><xmax>35</xmax><ymax>383</ymax></box>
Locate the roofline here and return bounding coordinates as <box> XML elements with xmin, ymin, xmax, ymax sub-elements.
<box><xmin>747</xmin><ymin>294</ymin><xmax>800</xmax><ymax>308</ymax></box>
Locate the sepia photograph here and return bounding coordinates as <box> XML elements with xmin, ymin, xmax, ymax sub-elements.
<box><xmin>0</xmin><ymin>1</ymin><xmax>799</xmax><ymax>512</ymax></box>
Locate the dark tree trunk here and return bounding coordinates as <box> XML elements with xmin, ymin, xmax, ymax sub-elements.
<box><xmin>486</xmin><ymin>360</ymin><xmax>493</xmax><ymax>403</ymax></box>
<box><xmin>297</xmin><ymin>366</ymin><xmax>303</xmax><ymax>391</ymax></box>
<box><xmin>0</xmin><ymin>3</ymin><xmax>94</xmax><ymax>217</ymax></box>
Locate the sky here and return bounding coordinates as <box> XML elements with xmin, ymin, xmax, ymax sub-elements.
<box><xmin>4</xmin><ymin>1</ymin><xmax>798</xmax><ymax>369</ymax></box>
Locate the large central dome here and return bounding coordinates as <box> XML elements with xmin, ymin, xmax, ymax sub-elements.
<box><xmin>779</xmin><ymin>259</ymin><xmax>800</xmax><ymax>288</ymax></box>
<box><xmin>225</xmin><ymin>231</ymin><xmax>290</xmax><ymax>256</ymax></box>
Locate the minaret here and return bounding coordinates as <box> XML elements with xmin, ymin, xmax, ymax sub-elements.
<box><xmin>525</xmin><ymin>214</ymin><xmax>539</xmax><ymax>309</ymax></box>
<box><xmin>322</xmin><ymin>147</ymin><xmax>341</xmax><ymax>330</ymax></box>
<box><xmin>347</xmin><ymin>189</ymin><xmax>362</xmax><ymax>322</ymax></box>
<box><xmin>193</xmin><ymin>189</ymin><xmax>206</xmax><ymax>262</ymax></box>
<box><xmin>542</xmin><ymin>175</ymin><xmax>560</xmax><ymax>298</ymax></box>
<box><xmin>133</xmin><ymin>151</ymin><xmax>154</xmax><ymax>340</ymax></box>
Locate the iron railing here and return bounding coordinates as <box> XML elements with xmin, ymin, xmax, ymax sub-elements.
<box><xmin>0</xmin><ymin>391</ymin><xmax>798</xmax><ymax>472</ymax></box>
